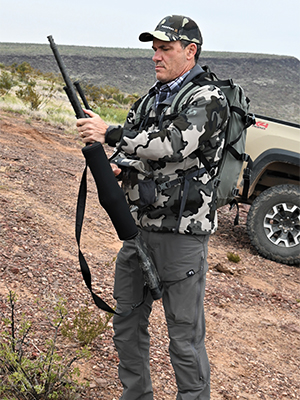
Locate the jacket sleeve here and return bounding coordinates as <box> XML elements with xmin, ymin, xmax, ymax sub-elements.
<box><xmin>107</xmin><ymin>84</ymin><xmax>229</xmax><ymax>162</ymax></box>
<box><xmin>105</xmin><ymin>95</ymin><xmax>143</xmax><ymax>147</ymax></box>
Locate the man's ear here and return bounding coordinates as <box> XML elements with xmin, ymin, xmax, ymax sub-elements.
<box><xmin>186</xmin><ymin>43</ymin><xmax>197</xmax><ymax>60</ymax></box>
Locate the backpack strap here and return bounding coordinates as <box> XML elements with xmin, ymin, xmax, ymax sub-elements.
<box><xmin>241</xmin><ymin>157</ymin><xmax>253</xmax><ymax>201</ymax></box>
<box><xmin>156</xmin><ymin>167</ymin><xmax>206</xmax><ymax>233</ymax></box>
<box><xmin>174</xmin><ymin>168</ymin><xmax>206</xmax><ymax>232</ymax></box>
<box><xmin>170</xmin><ymin>71</ymin><xmax>210</xmax><ymax>114</ymax></box>
<box><xmin>132</xmin><ymin>91</ymin><xmax>156</xmax><ymax>130</ymax></box>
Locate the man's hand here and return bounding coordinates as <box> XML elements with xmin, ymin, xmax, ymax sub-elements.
<box><xmin>111</xmin><ymin>163</ymin><xmax>122</xmax><ymax>177</ymax></box>
<box><xmin>77</xmin><ymin>110</ymin><xmax>121</xmax><ymax>177</ymax></box>
<box><xmin>76</xmin><ymin>109</ymin><xmax>108</xmax><ymax>144</ymax></box>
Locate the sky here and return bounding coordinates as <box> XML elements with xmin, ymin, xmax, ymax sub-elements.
<box><xmin>0</xmin><ymin>0</ymin><xmax>299</xmax><ymax>60</ymax></box>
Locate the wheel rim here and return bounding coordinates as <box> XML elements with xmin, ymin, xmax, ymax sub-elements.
<box><xmin>264</xmin><ymin>202</ymin><xmax>300</xmax><ymax>248</ymax></box>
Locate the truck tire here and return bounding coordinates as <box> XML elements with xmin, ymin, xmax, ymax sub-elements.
<box><xmin>247</xmin><ymin>184</ymin><xmax>300</xmax><ymax>265</ymax></box>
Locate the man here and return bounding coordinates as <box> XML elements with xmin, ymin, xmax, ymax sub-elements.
<box><xmin>77</xmin><ymin>15</ymin><xmax>229</xmax><ymax>400</ymax></box>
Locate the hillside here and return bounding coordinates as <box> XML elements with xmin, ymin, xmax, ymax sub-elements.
<box><xmin>0</xmin><ymin>109</ymin><xmax>300</xmax><ymax>399</ymax></box>
<box><xmin>0</xmin><ymin>42</ymin><xmax>299</xmax><ymax>124</ymax></box>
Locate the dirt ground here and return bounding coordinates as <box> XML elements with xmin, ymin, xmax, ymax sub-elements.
<box><xmin>0</xmin><ymin>110</ymin><xmax>299</xmax><ymax>400</ymax></box>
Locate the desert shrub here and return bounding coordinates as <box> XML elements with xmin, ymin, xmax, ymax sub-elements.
<box><xmin>0</xmin><ymin>70</ymin><xmax>16</xmax><ymax>96</ymax></box>
<box><xmin>0</xmin><ymin>292</ymin><xmax>90</xmax><ymax>400</ymax></box>
<box><xmin>82</xmin><ymin>82</ymin><xmax>139</xmax><ymax>111</ymax></box>
<box><xmin>227</xmin><ymin>252</ymin><xmax>241</xmax><ymax>263</ymax></box>
<box><xmin>16</xmin><ymin>78</ymin><xmax>57</xmax><ymax>111</ymax></box>
<box><xmin>11</xmin><ymin>61</ymin><xmax>33</xmax><ymax>82</ymax></box>
<box><xmin>61</xmin><ymin>301</ymin><xmax>113</xmax><ymax>346</ymax></box>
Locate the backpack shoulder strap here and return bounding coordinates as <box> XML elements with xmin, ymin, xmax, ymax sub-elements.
<box><xmin>134</xmin><ymin>91</ymin><xmax>156</xmax><ymax>130</ymax></box>
<box><xmin>170</xmin><ymin>71</ymin><xmax>211</xmax><ymax>114</ymax></box>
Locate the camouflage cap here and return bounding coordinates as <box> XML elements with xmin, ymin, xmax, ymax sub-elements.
<box><xmin>139</xmin><ymin>15</ymin><xmax>203</xmax><ymax>45</ymax></box>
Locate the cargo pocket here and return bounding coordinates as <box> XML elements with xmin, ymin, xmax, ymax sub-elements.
<box><xmin>163</xmin><ymin>252</ymin><xmax>205</xmax><ymax>325</ymax></box>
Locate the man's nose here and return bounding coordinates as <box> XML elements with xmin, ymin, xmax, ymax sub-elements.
<box><xmin>152</xmin><ymin>50</ymin><xmax>162</xmax><ymax>62</ymax></box>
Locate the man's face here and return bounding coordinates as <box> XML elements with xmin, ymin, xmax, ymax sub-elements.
<box><xmin>152</xmin><ymin>38</ymin><xmax>196</xmax><ymax>83</ymax></box>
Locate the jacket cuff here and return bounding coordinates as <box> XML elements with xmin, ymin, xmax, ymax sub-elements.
<box><xmin>105</xmin><ymin>125</ymin><xmax>123</xmax><ymax>147</ymax></box>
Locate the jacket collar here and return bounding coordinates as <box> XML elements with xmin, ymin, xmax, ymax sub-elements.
<box><xmin>159</xmin><ymin>64</ymin><xmax>205</xmax><ymax>107</ymax></box>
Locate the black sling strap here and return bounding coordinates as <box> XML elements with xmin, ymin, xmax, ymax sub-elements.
<box><xmin>75</xmin><ymin>143</ymin><xmax>162</xmax><ymax>316</ymax></box>
<box><xmin>75</xmin><ymin>143</ymin><xmax>144</xmax><ymax>317</ymax></box>
<box><xmin>75</xmin><ymin>164</ymin><xmax>135</xmax><ymax>317</ymax></box>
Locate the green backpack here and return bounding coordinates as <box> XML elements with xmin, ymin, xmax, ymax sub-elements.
<box><xmin>170</xmin><ymin>65</ymin><xmax>255</xmax><ymax>213</ymax></box>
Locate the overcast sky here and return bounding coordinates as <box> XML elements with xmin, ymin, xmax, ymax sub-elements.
<box><xmin>0</xmin><ymin>0</ymin><xmax>299</xmax><ymax>59</ymax></box>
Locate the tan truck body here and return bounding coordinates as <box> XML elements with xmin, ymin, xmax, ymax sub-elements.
<box><xmin>236</xmin><ymin>115</ymin><xmax>299</xmax><ymax>265</ymax></box>
<box><xmin>238</xmin><ymin>116</ymin><xmax>300</xmax><ymax>199</ymax></box>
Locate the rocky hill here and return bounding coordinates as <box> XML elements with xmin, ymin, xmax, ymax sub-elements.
<box><xmin>0</xmin><ymin>42</ymin><xmax>299</xmax><ymax>123</ymax></box>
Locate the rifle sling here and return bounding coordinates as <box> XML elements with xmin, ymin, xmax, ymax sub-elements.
<box><xmin>75</xmin><ymin>164</ymin><xmax>146</xmax><ymax>317</ymax></box>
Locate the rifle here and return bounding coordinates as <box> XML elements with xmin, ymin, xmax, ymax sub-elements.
<box><xmin>47</xmin><ymin>36</ymin><xmax>163</xmax><ymax>314</ymax></box>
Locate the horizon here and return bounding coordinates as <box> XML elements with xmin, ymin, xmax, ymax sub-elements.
<box><xmin>0</xmin><ymin>41</ymin><xmax>298</xmax><ymax>60</ymax></box>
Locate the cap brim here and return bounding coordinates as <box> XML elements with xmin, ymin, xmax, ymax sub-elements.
<box><xmin>139</xmin><ymin>30</ymin><xmax>176</xmax><ymax>42</ymax></box>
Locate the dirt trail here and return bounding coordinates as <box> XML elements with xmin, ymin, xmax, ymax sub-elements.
<box><xmin>0</xmin><ymin>110</ymin><xmax>299</xmax><ymax>399</ymax></box>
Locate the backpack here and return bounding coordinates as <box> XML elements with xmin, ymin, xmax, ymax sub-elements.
<box><xmin>170</xmin><ymin>66</ymin><xmax>255</xmax><ymax>216</ymax></box>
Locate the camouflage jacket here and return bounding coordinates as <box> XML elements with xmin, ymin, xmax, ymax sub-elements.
<box><xmin>105</xmin><ymin>64</ymin><xmax>229</xmax><ymax>235</ymax></box>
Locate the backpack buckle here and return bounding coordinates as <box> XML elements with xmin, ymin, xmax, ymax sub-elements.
<box><xmin>243</xmin><ymin>167</ymin><xmax>251</xmax><ymax>180</ymax></box>
<box><xmin>157</xmin><ymin>181</ymin><xmax>171</xmax><ymax>191</ymax></box>
<box><xmin>213</xmin><ymin>178</ymin><xmax>221</xmax><ymax>188</ymax></box>
<box><xmin>242</xmin><ymin>153</ymin><xmax>250</xmax><ymax>162</ymax></box>
<box><xmin>157</xmin><ymin>176</ymin><xmax>184</xmax><ymax>192</ymax></box>
<box><xmin>245</xmin><ymin>113</ymin><xmax>256</xmax><ymax>128</ymax></box>
<box><xmin>208</xmin><ymin>167</ymin><xmax>217</xmax><ymax>178</ymax></box>
<box><xmin>232</xmin><ymin>187</ymin><xmax>240</xmax><ymax>197</ymax></box>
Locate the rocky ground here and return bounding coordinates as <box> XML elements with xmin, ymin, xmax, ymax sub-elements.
<box><xmin>0</xmin><ymin>110</ymin><xmax>299</xmax><ymax>399</ymax></box>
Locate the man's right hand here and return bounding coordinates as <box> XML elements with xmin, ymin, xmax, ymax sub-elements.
<box><xmin>76</xmin><ymin>109</ymin><xmax>108</xmax><ymax>144</ymax></box>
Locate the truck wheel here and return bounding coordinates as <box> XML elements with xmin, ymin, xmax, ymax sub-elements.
<box><xmin>247</xmin><ymin>184</ymin><xmax>300</xmax><ymax>265</ymax></box>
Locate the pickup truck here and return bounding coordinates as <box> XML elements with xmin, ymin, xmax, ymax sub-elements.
<box><xmin>237</xmin><ymin>115</ymin><xmax>300</xmax><ymax>266</ymax></box>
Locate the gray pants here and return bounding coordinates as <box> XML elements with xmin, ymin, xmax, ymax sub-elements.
<box><xmin>113</xmin><ymin>230</ymin><xmax>210</xmax><ymax>400</ymax></box>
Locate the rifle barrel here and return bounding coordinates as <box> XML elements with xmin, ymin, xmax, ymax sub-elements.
<box><xmin>47</xmin><ymin>35</ymin><xmax>86</xmax><ymax>119</ymax></box>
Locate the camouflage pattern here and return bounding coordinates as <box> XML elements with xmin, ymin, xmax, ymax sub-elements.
<box><xmin>139</xmin><ymin>15</ymin><xmax>203</xmax><ymax>45</ymax></box>
<box><xmin>107</xmin><ymin>67</ymin><xmax>229</xmax><ymax>235</ymax></box>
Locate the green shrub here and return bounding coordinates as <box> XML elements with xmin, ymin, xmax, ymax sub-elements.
<box><xmin>12</xmin><ymin>61</ymin><xmax>33</xmax><ymax>82</ymax></box>
<box><xmin>82</xmin><ymin>82</ymin><xmax>139</xmax><ymax>112</ymax></box>
<box><xmin>0</xmin><ymin>292</ymin><xmax>90</xmax><ymax>400</ymax></box>
<box><xmin>61</xmin><ymin>301</ymin><xmax>113</xmax><ymax>346</ymax></box>
<box><xmin>16</xmin><ymin>78</ymin><xmax>57</xmax><ymax>111</ymax></box>
<box><xmin>227</xmin><ymin>252</ymin><xmax>241</xmax><ymax>263</ymax></box>
<box><xmin>0</xmin><ymin>70</ymin><xmax>16</xmax><ymax>96</ymax></box>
